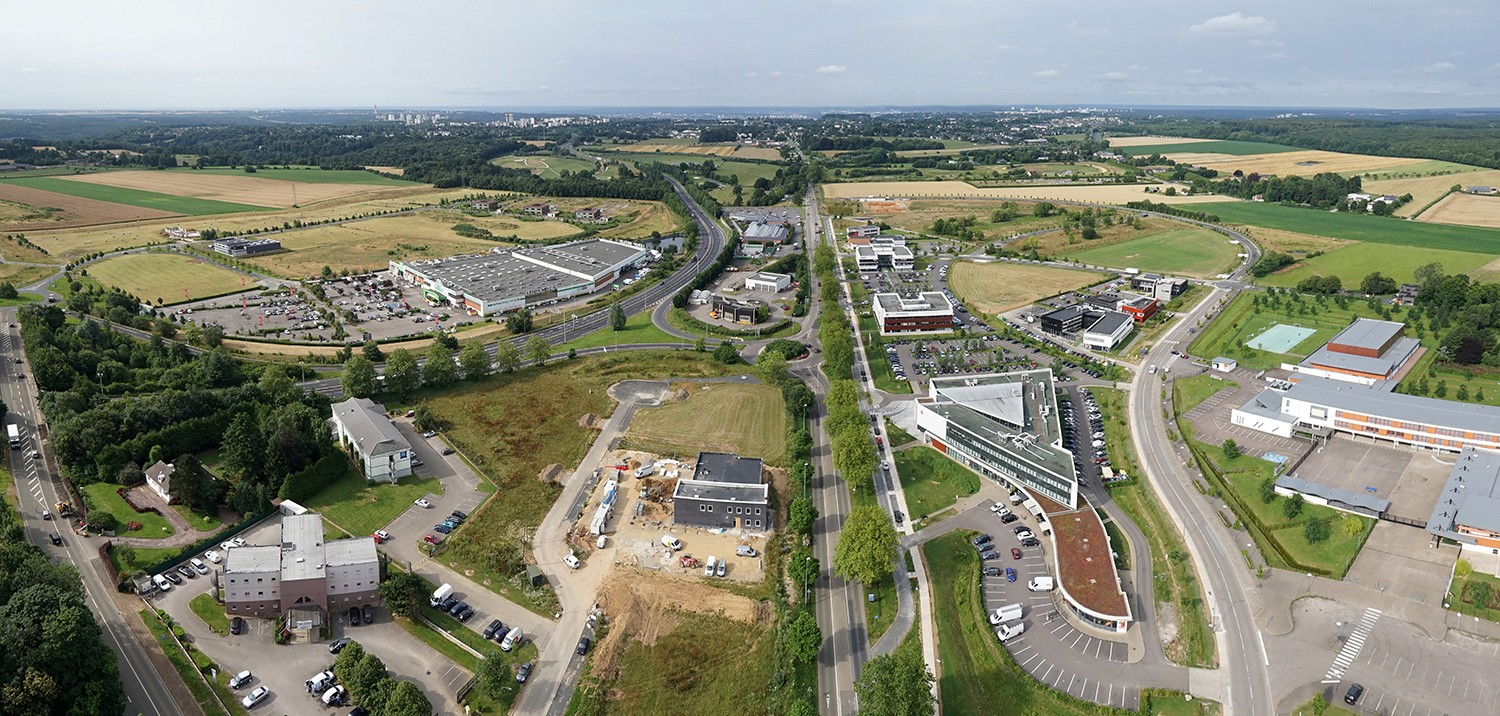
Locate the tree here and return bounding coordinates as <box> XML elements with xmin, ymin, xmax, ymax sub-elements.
<box><xmin>831</xmin><ymin>428</ymin><xmax>877</xmax><ymax>491</ymax></box>
<box><xmin>477</xmin><ymin>656</ymin><xmax>511</xmax><ymax>699</ymax></box>
<box><xmin>1341</xmin><ymin>516</ymin><xmax>1365</xmax><ymax>538</ymax></box>
<box><xmin>493</xmin><ymin>341</ymin><xmax>521</xmax><ymax>373</ymax></box>
<box><xmin>332</xmin><ymin>640</ymin><xmax>366</xmax><ymax>681</ymax></box>
<box><xmin>525</xmin><ymin>335</ymin><xmax>551</xmax><ymax>366</ymax></box>
<box><xmin>378</xmin><ymin>572</ymin><xmax>427</xmax><ymax>618</ymax></box>
<box><xmin>1221</xmin><ymin>439</ymin><xmax>1241</xmax><ymax>460</ymax></box>
<box><xmin>362</xmin><ymin>341</ymin><xmax>384</xmax><ymax>362</ymax></box>
<box><xmin>694</xmin><ymin>336</ymin><xmax>706</xmax><ymax>352</ymax></box>
<box><xmin>1456</xmin><ymin>557</ymin><xmax>1474</xmax><ymax>578</ymax></box>
<box><xmin>0</xmin><ymin>283</ymin><xmax>17</xmax><ymax>300</ymax></box>
<box><xmin>783</xmin><ymin>381</ymin><xmax>815</xmax><ymax>420</ymax></box>
<box><xmin>172</xmin><ymin>453</ymin><xmax>225</xmax><ymax>516</ymax></box>
<box><xmin>505</xmin><ymin>308</ymin><xmax>534</xmax><ymax>334</ymax></box>
<box><xmin>785</xmin><ymin>609</ymin><xmax>822</xmax><ymax>665</ymax></box>
<box><xmin>713</xmin><ymin>340</ymin><xmax>740</xmax><ymax>364</ymax></box>
<box><xmin>381</xmin><ymin>680</ymin><xmax>432</xmax><ymax>716</ymax></box>
<box><xmin>756</xmin><ymin>348</ymin><xmax>788</xmax><ymax>386</ymax></box>
<box><xmin>833</xmin><ymin>504</ymin><xmax>897</xmax><ymax>587</ymax></box>
<box><xmin>1258</xmin><ymin>477</ymin><xmax>1277</xmax><ymax>505</ymax></box>
<box><xmin>412</xmin><ymin>403</ymin><xmax>446</xmax><ymax>433</ymax></box>
<box><xmin>384</xmin><ymin>349</ymin><xmax>420</xmax><ymax>397</ymax></box>
<box><xmin>789</xmin><ymin>496</ymin><xmax>818</xmax><ymax>535</ymax></box>
<box><xmin>1283</xmin><ymin>493</ymin><xmax>1305</xmax><ymax>520</ymax></box>
<box><xmin>341</xmin><ymin>356</ymin><xmax>377</xmax><ymax>399</ymax></box>
<box><xmin>853</xmin><ymin>646</ymin><xmax>935</xmax><ymax>716</ymax></box>
<box><xmin>345</xmin><ymin>653</ymin><xmax>388</xmax><ymax>706</ymax></box>
<box><xmin>421</xmin><ymin>343</ymin><xmax>456</xmax><ymax>389</ymax></box>
<box><xmin>1470</xmin><ymin>579</ymin><xmax>1494</xmax><ymax>609</ymax></box>
<box><xmin>112</xmin><ymin>544</ymin><xmax>136</xmax><ymax>570</ymax></box>
<box><xmin>609</xmin><ymin>302</ymin><xmax>627</xmax><ymax>331</ymax></box>
<box><xmin>1360</xmin><ymin>271</ymin><xmax>1398</xmax><ymax>296</ymax></box>
<box><xmin>220</xmin><ymin>412</ymin><xmax>265</xmax><ymax>477</ymax></box>
<box><xmin>458</xmin><ymin>341</ymin><xmax>490</xmax><ymax>380</ymax></box>
<box><xmin>1303</xmin><ymin>517</ymin><xmax>1330</xmax><ymax>544</ymax></box>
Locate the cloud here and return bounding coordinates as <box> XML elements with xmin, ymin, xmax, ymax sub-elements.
<box><xmin>1189</xmin><ymin>12</ymin><xmax>1275</xmax><ymax>36</ymax></box>
<box><xmin>1263</xmin><ymin>52</ymin><xmax>1289</xmax><ymax>60</ymax></box>
<box><xmin>1420</xmin><ymin>61</ymin><xmax>1456</xmax><ymax>73</ymax></box>
<box><xmin>1034</xmin><ymin>69</ymin><xmax>1061</xmax><ymax>78</ymax></box>
<box><xmin>816</xmin><ymin>65</ymin><xmax>847</xmax><ymax>75</ymax></box>
<box><xmin>995</xmin><ymin>44</ymin><xmax>1016</xmax><ymax>51</ymax></box>
<box><xmin>1100</xmin><ymin>71</ymin><xmax>1129</xmax><ymax>80</ymax></box>
<box><xmin>20</xmin><ymin>67</ymin><xmax>37</xmax><ymax>73</ymax></box>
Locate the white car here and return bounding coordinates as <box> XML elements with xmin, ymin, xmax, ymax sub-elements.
<box><xmin>204</xmin><ymin>550</ymin><xmax>222</xmax><ymax>564</ymax></box>
<box><xmin>1016</xmin><ymin>529</ymin><xmax>1035</xmax><ymax>541</ymax></box>
<box><xmin>374</xmin><ymin>529</ymin><xmax>392</xmax><ymax>542</ymax></box>
<box><xmin>241</xmin><ymin>685</ymin><xmax>269</xmax><ymax>708</ymax></box>
<box><xmin>190</xmin><ymin>558</ymin><xmax>209</xmax><ymax>575</ymax></box>
<box><xmin>231</xmin><ymin>537</ymin><xmax>246</xmax><ymax>547</ymax></box>
<box><xmin>415</xmin><ymin>498</ymin><xmax>433</xmax><ymax>509</ymax></box>
<box><xmin>228</xmin><ymin>670</ymin><xmax>253</xmax><ymax>689</ymax></box>
<box><xmin>563</xmin><ymin>554</ymin><xmax>581</xmax><ymax>570</ymax></box>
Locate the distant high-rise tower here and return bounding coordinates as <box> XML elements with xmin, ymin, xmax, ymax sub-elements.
<box><xmin>505</xmin><ymin>113</ymin><xmax>514</xmax><ymax>125</ymax></box>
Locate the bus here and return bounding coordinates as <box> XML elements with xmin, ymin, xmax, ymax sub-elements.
<box><xmin>7</xmin><ymin>424</ymin><xmax>19</xmax><ymax>449</ymax></box>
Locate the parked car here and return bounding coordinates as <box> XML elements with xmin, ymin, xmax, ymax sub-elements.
<box><xmin>191</xmin><ymin>558</ymin><xmax>210</xmax><ymax>575</ymax></box>
<box><xmin>1011</xmin><ymin>548</ymin><xmax>1022</xmax><ymax>560</ymax></box>
<box><xmin>563</xmin><ymin>554</ymin><xmax>581</xmax><ymax>569</ymax></box>
<box><xmin>348</xmin><ymin>606</ymin><xmax>361</xmax><ymax>626</ymax></box>
<box><xmin>483</xmin><ymin>619</ymin><xmax>505</xmax><ymax>640</ymax></box>
<box><xmin>241</xmin><ymin>686</ymin><xmax>269</xmax><ymax>709</ymax></box>
<box><xmin>151</xmin><ymin>574</ymin><xmax>172</xmax><ymax>592</ymax></box>
<box><xmin>515</xmin><ymin>661</ymin><xmax>533</xmax><ymax>683</ymax></box>
<box><xmin>423</xmin><ymin>533</ymin><xmax>444</xmax><ymax>545</ymax></box>
<box><xmin>411</xmin><ymin>458</ymin><xmax>424</xmax><ymax>467</ymax></box>
<box><xmin>716</xmin><ymin>559</ymin><xmax>726</xmax><ymax>578</ymax></box>
<box><xmin>433</xmin><ymin>523</ymin><xmax>453</xmax><ymax>534</ymax></box>
<box><xmin>229</xmin><ymin>670</ymin><xmax>253</xmax><ymax>689</ymax></box>
<box><xmin>164</xmin><ymin>571</ymin><xmax>183</xmax><ymax>585</ymax></box>
<box><xmin>328</xmin><ymin>637</ymin><xmax>352</xmax><ymax>654</ymax></box>
<box><xmin>204</xmin><ymin>549</ymin><xmax>222</xmax><ymax>564</ymax></box>
<box><xmin>1005</xmin><ymin>567</ymin><xmax>1017</xmax><ymax>582</ymax></box>
<box><xmin>230</xmin><ymin>617</ymin><xmax>245</xmax><ymax>635</ymax></box>
<box><xmin>1001</xmin><ymin>513</ymin><xmax>1019</xmax><ymax>523</ymax></box>
<box><xmin>363</xmin><ymin>604</ymin><xmax>374</xmax><ymax>624</ymax></box>
<box><xmin>441</xmin><ymin>447</ymin><xmax>455</xmax><ymax>455</ymax></box>
<box><xmin>451</xmin><ymin>509</ymin><xmax>468</xmax><ymax>521</ymax></box>
<box><xmin>1020</xmin><ymin>537</ymin><xmax>1041</xmax><ymax>548</ymax></box>
<box><xmin>736</xmin><ymin>545</ymin><xmax>757</xmax><ymax>557</ymax></box>
<box><xmin>415</xmin><ymin>498</ymin><xmax>433</xmax><ymax>509</ymax></box>
<box><xmin>576</xmin><ymin>637</ymin><xmax>592</xmax><ymax>655</ymax></box>
<box><xmin>972</xmin><ymin>534</ymin><xmax>993</xmax><ymax>548</ymax></box>
<box><xmin>982</xmin><ymin>566</ymin><xmax>1002</xmax><ymax>576</ymax></box>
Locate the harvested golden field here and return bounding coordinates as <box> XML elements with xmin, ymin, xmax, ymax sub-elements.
<box><xmin>363</xmin><ymin>165</ymin><xmax>405</xmax><ymax>176</ymax></box>
<box><xmin>241</xmin><ymin>212</ymin><xmax>526</xmax><ymax>278</ymax></box>
<box><xmin>1163</xmin><ymin>149</ymin><xmax>1423</xmax><ymax>177</ymax></box>
<box><xmin>948</xmin><ymin>261</ymin><xmax>1107</xmax><ymax>315</ymax></box>
<box><xmin>0</xmin><ymin>182</ymin><xmax>179</xmax><ymax>230</ymax></box>
<box><xmin>1028</xmin><ymin>216</ymin><xmax>1181</xmax><ymax>255</ymax></box>
<box><xmin>822</xmin><ymin>180</ymin><xmax>1226</xmax><ymax>205</ymax></box>
<box><xmin>732</xmin><ymin>147</ymin><xmax>783</xmax><ymax>160</ymax></box>
<box><xmin>59</xmin><ymin>171</ymin><xmax>396</xmax><ymax>208</ymax></box>
<box><xmin>0</xmin><ymin>264</ymin><xmax>57</xmax><ymax>288</ymax></box>
<box><xmin>1105</xmin><ymin>136</ymin><xmax>1215</xmax><ymax>148</ymax></box>
<box><xmin>1234</xmin><ymin>226</ymin><xmax>1352</xmax><ymax>256</ymax></box>
<box><xmin>1417</xmin><ymin>192</ymin><xmax>1500</xmax><ymax>229</ymax></box>
<box><xmin>626</xmin><ymin>143</ymin><xmax>736</xmax><ymax>157</ymax></box>
<box><xmin>1367</xmin><ymin>170</ymin><xmax>1500</xmax><ymax>217</ymax></box>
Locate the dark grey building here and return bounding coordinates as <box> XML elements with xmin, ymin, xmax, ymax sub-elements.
<box><xmin>671</xmin><ymin>452</ymin><xmax>770</xmax><ymax>530</ymax></box>
<box><xmin>212</xmin><ymin>237</ymin><xmax>282</xmax><ymax>257</ymax></box>
<box><xmin>1038</xmin><ymin>305</ymin><xmax>1087</xmax><ymax>335</ymax></box>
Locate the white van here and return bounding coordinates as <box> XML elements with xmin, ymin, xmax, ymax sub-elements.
<box><xmin>997</xmin><ymin>622</ymin><xmax>1025</xmax><ymax>642</ymax></box>
<box><xmin>430</xmin><ymin>583</ymin><xmax>454</xmax><ymax>607</ymax></box>
<box><xmin>988</xmin><ymin>603</ymin><xmax>1024</xmax><ymax>626</ymax></box>
<box><xmin>704</xmin><ymin>555</ymin><xmax>717</xmax><ymax>577</ymax></box>
<box><xmin>1027</xmin><ymin>576</ymin><xmax>1055</xmax><ymax>592</ymax></box>
<box><xmin>563</xmin><ymin>554</ymin><xmax>581</xmax><ymax>570</ymax></box>
<box><xmin>661</xmin><ymin>534</ymin><xmax>682</xmax><ymax>551</ymax></box>
<box><xmin>151</xmin><ymin>574</ymin><xmax>172</xmax><ymax>592</ymax></box>
<box><xmin>500</xmin><ymin>626</ymin><xmax>524</xmax><ymax>652</ymax></box>
<box><xmin>636</xmin><ymin>464</ymin><xmax>656</xmax><ymax>478</ymax></box>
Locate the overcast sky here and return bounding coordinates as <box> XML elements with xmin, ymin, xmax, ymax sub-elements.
<box><xmin>4</xmin><ymin>1</ymin><xmax>1498</xmax><ymax>110</ymax></box>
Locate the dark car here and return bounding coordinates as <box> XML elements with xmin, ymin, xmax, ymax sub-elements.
<box><xmin>177</xmin><ymin>565</ymin><xmax>196</xmax><ymax>580</ymax></box>
<box><xmin>451</xmin><ymin>510</ymin><xmax>468</xmax><ymax>522</ymax></box>
<box><xmin>48</xmin><ymin>532</ymin><xmax>62</xmax><ymax>545</ymax></box>
<box><xmin>1344</xmin><ymin>684</ymin><xmax>1364</xmax><ymax>705</ymax></box>
<box><xmin>164</xmin><ymin>571</ymin><xmax>184</xmax><ymax>585</ymax></box>
<box><xmin>329</xmin><ymin>637</ymin><xmax>352</xmax><ymax>654</ymax></box>
<box><xmin>1020</xmin><ymin>537</ymin><xmax>1041</xmax><ymax>548</ymax></box>
<box><xmin>576</xmin><ymin>636</ymin><xmax>591</xmax><ymax>655</ymax></box>
<box><xmin>893</xmin><ymin>510</ymin><xmax>904</xmax><ymax>525</ymax></box>
<box><xmin>1001</xmin><ymin>513</ymin><xmax>1019</xmax><ymax>523</ymax></box>
<box><xmin>230</xmin><ymin>617</ymin><xmax>245</xmax><ymax>635</ymax></box>
<box><xmin>441</xmin><ymin>447</ymin><xmax>455</xmax><ymax>456</ymax></box>
<box><xmin>515</xmin><ymin>661</ymin><xmax>533</xmax><ymax>683</ymax></box>
<box><xmin>1012</xmin><ymin>525</ymin><xmax>1030</xmax><ymax>535</ymax></box>
<box><xmin>362</xmin><ymin>604</ymin><xmax>374</xmax><ymax>624</ymax></box>
<box><xmin>980</xmin><ymin>551</ymin><xmax>999</xmax><ymax>561</ymax></box>
<box><xmin>348</xmin><ymin>606</ymin><xmax>361</xmax><ymax>626</ymax></box>
<box><xmin>348</xmin><ymin>708</ymin><xmax>371</xmax><ymax>716</ymax></box>
<box><xmin>440</xmin><ymin>595</ymin><xmax>459</xmax><ymax>613</ymax></box>
<box><xmin>971</xmin><ymin>534</ymin><xmax>992</xmax><ymax>547</ymax></box>
<box><xmin>433</xmin><ymin>523</ymin><xmax>453</xmax><ymax>534</ymax></box>
<box><xmin>483</xmin><ymin>619</ymin><xmax>505</xmax><ymax>640</ymax></box>
<box><xmin>982</xmin><ymin>566</ymin><xmax>1001</xmax><ymax>576</ymax></box>
<box><xmin>1005</xmin><ymin>567</ymin><xmax>1017</xmax><ymax>582</ymax></box>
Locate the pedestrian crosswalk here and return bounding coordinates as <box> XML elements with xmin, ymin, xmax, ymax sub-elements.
<box><xmin>1324</xmin><ymin>607</ymin><xmax>1381</xmax><ymax>683</ymax></box>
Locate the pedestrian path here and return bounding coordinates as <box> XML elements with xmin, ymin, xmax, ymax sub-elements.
<box><xmin>1324</xmin><ymin>607</ymin><xmax>1381</xmax><ymax>683</ymax></box>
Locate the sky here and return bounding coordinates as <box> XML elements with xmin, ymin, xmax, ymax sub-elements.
<box><xmin>3</xmin><ymin>0</ymin><xmax>1499</xmax><ymax>110</ymax></box>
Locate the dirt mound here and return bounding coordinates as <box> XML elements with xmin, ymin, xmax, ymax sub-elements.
<box><xmin>538</xmin><ymin>464</ymin><xmax>567</xmax><ymax>484</ymax></box>
<box><xmin>579</xmin><ymin>413</ymin><xmax>601</xmax><ymax>429</ymax></box>
<box><xmin>590</xmin><ymin>569</ymin><xmax>766</xmax><ymax>675</ymax></box>
<box><xmin>663</xmin><ymin>387</ymin><xmax>690</xmax><ymax>404</ymax></box>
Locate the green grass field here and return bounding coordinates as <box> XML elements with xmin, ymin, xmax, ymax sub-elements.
<box><xmin>86</xmin><ymin>252</ymin><xmax>250</xmax><ymax>305</ymax></box>
<box><xmin>1256</xmin><ymin>242</ymin><xmax>1493</xmax><ymax>288</ymax></box>
<box><xmin>189</xmin><ymin>593</ymin><xmax>229</xmax><ymax>635</ymax></box>
<box><xmin>300</xmin><ymin>459</ymin><xmax>444</xmax><ymax>537</ymax></box>
<box><xmin>3</xmin><ymin>176</ymin><xmax>270</xmax><ymax>215</ymax></box>
<box><xmin>895</xmin><ymin>446</ymin><xmax>980</xmax><ymax>521</ymax></box>
<box><xmin>624</xmin><ymin>382</ymin><xmax>787</xmax><ymax>465</ymax></box>
<box><xmin>1119</xmin><ymin>139</ymin><xmax>1301</xmax><ymax>157</ymax></box>
<box><xmin>489</xmin><ymin>155</ymin><xmax>599</xmax><ymax>180</ymax></box>
<box><xmin>82</xmin><ymin>482</ymin><xmax>175</xmax><ymax>539</ymax></box>
<box><xmin>1187</xmin><ymin>293</ymin><xmax>1397</xmax><ymax>371</ymax></box>
<box><xmin>1065</xmin><ymin>228</ymin><xmax>1239</xmax><ymax>277</ymax></box>
<box><xmin>109</xmin><ymin>545</ymin><xmax>179</xmax><ymax>575</ymax></box>
<box><xmin>176</xmin><ymin>167</ymin><xmax>417</xmax><ymax>185</ymax></box>
<box><xmin>1199</xmin><ymin>201</ymin><xmax>1500</xmax><ymax>253</ymax></box>
<box><xmin>604</xmin><ymin>612</ymin><xmax>776</xmax><ymax>715</ymax></box>
<box><xmin>553</xmin><ymin>310</ymin><xmax>682</xmax><ymax>353</ymax></box>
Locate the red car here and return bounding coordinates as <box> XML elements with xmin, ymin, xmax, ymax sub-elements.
<box><xmin>1011</xmin><ymin>548</ymin><xmax>1022</xmax><ymax>560</ymax></box>
<box><xmin>423</xmin><ymin>534</ymin><xmax>444</xmax><ymax>545</ymax></box>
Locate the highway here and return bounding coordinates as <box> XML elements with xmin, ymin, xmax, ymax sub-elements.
<box><xmin>1</xmin><ymin>310</ymin><xmax>186</xmax><ymax>716</ymax></box>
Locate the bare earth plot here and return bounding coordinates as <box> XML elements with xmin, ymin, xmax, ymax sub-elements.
<box><xmin>821</xmin><ymin>180</ymin><xmax>1226</xmax><ymax>205</ymax></box>
<box><xmin>59</xmin><ymin>171</ymin><xmax>393</xmax><ymax>208</ymax></box>
<box><xmin>0</xmin><ymin>182</ymin><xmax>179</xmax><ymax>230</ymax></box>
<box><xmin>1162</xmin><ymin>150</ymin><xmax>1423</xmax><ymax>177</ymax></box>
<box><xmin>88</xmin><ymin>253</ymin><xmax>250</xmax><ymax>305</ymax></box>
<box><xmin>1105</xmin><ymin>136</ymin><xmax>1215</xmax><ymax>148</ymax></box>
<box><xmin>948</xmin><ymin>261</ymin><xmax>1108</xmax><ymax>315</ymax></box>
<box><xmin>1416</xmin><ymin>192</ymin><xmax>1500</xmax><ymax>229</ymax></box>
<box><xmin>1365</xmin><ymin>169</ymin><xmax>1500</xmax><ymax>218</ymax></box>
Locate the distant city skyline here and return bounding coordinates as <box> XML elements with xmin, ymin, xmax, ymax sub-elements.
<box><xmin>4</xmin><ymin>1</ymin><xmax>1498</xmax><ymax>110</ymax></box>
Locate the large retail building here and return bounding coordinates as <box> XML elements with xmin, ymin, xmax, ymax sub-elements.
<box><xmin>389</xmin><ymin>238</ymin><xmax>648</xmax><ymax>316</ymax></box>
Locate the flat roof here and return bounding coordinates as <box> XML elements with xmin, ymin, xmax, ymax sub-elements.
<box><xmin>1212</xmin><ymin>356</ymin><xmax>1236</xmax><ymax>365</ymax></box>
<box><xmin>927</xmin><ymin>370</ymin><xmax>1075</xmax><ymax>479</ymax></box>
<box><xmin>1302</xmin><ymin>337</ymin><xmax>1419</xmax><ymax>376</ymax></box>
<box><xmin>693</xmin><ymin>452</ymin><xmax>764</xmax><ymax>485</ymax></box>
<box><xmin>874</xmin><ymin>292</ymin><xmax>953</xmax><ymax>315</ymax></box>
<box><xmin>1277</xmin><ymin>474</ymin><xmax>1389</xmax><ymax>515</ymax></box>
<box><xmin>745</xmin><ymin>271</ymin><xmax>790</xmax><ymax>283</ymax></box>
<box><xmin>325</xmin><ymin>537</ymin><xmax>378</xmax><ymax>567</ymax></box>
<box><xmin>1286</xmin><ymin>376</ymin><xmax>1500</xmax><ymax>435</ymax></box>
<box><xmin>744</xmin><ymin>222</ymin><xmax>788</xmax><ymax>240</ymax></box>
<box><xmin>1041</xmin><ymin>305</ymin><xmax>1086</xmax><ymax>322</ymax></box>
<box><xmin>224</xmin><ymin>545</ymin><xmax>281</xmax><ymax>574</ymax></box>
<box><xmin>394</xmin><ymin>239</ymin><xmax>645</xmax><ymax>306</ymax></box>
<box><xmin>672</xmin><ymin>480</ymin><xmax>769</xmax><ymax>503</ymax></box>
<box><xmin>281</xmin><ymin>513</ymin><xmax>327</xmax><ymax>582</ymax></box>
<box><xmin>1049</xmin><ymin>499</ymin><xmax>1130</xmax><ymax>619</ymax></box>
<box><xmin>933</xmin><ymin>381</ymin><xmax>1025</xmax><ymax>428</ymax></box>
<box><xmin>1084</xmin><ymin>311</ymin><xmax>1132</xmax><ymax>336</ymax></box>
<box><xmin>1237</xmin><ymin>388</ymin><xmax>1292</xmax><ymax>423</ymax></box>
<box><xmin>1429</xmin><ymin>448</ymin><xmax>1500</xmax><ymax>539</ymax></box>
<box><xmin>1329</xmin><ymin>318</ymin><xmax>1405</xmax><ymax>352</ymax></box>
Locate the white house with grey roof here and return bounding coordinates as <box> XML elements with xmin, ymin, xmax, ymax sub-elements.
<box><xmin>329</xmin><ymin>397</ymin><xmax>412</xmax><ymax>483</ymax></box>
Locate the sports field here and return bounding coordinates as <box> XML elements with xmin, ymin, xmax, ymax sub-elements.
<box><xmin>947</xmin><ymin>261</ymin><xmax>1107</xmax><ymax>315</ymax></box>
<box><xmin>4</xmin><ymin>176</ymin><xmax>269</xmax><ymax>215</ymax></box>
<box><xmin>61</xmin><ymin>171</ymin><xmax>389</xmax><ymax>208</ymax></box>
<box><xmin>1257</xmin><ymin>242</ymin><xmax>1493</xmax><ymax>288</ymax></box>
<box><xmin>1118</xmin><ymin>139</ymin><xmax>1300</xmax><ymax>156</ymax></box>
<box><xmin>1244</xmin><ymin>324</ymin><xmax>1316</xmax><ymax>353</ymax></box>
<box><xmin>1189</xmin><ymin>294</ymin><xmax>1393</xmax><ymax>370</ymax></box>
<box><xmin>623</xmin><ymin>382</ymin><xmax>788</xmax><ymax>465</ymax></box>
<box><xmin>1197</xmin><ymin>201</ymin><xmax>1500</xmax><ymax>253</ymax></box>
<box><xmin>87</xmin><ymin>252</ymin><xmax>250</xmax><ymax>305</ymax></box>
<box><xmin>1417</xmin><ymin>192</ymin><xmax>1500</xmax><ymax>229</ymax></box>
<box><xmin>821</xmin><ymin>181</ymin><xmax>1226</xmax><ymax>205</ymax></box>
<box><xmin>1064</xmin><ymin>227</ymin><xmax>1238</xmax><ymax>277</ymax></box>
<box><xmin>1163</xmin><ymin>150</ymin><xmax>1422</xmax><ymax>177</ymax></box>
<box><xmin>181</xmin><ymin>167</ymin><xmax>416</xmax><ymax>185</ymax></box>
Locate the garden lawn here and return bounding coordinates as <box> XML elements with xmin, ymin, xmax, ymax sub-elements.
<box><xmin>1449</xmin><ymin>570</ymin><xmax>1500</xmax><ymax>624</ymax></box>
<box><xmin>1066</xmin><ymin>228</ymin><xmax>1239</xmax><ymax>278</ymax></box>
<box><xmin>82</xmin><ymin>482</ymin><xmax>175</xmax><ymax>539</ymax></box>
<box><xmin>895</xmin><ymin>446</ymin><xmax>980</xmax><ymax>521</ymax></box>
<box><xmin>5</xmin><ymin>176</ymin><xmax>268</xmax><ymax>215</ymax></box>
<box><xmin>190</xmin><ymin>593</ymin><xmax>229</xmax><ymax>635</ymax></box>
<box><xmin>301</xmin><ymin>462</ymin><xmax>443</xmax><ymax>537</ymax></box>
<box><xmin>1198</xmin><ymin>201</ymin><xmax>1500</xmax><ymax>254</ymax></box>
<box><xmin>171</xmin><ymin>504</ymin><xmax>222</xmax><ymax>532</ymax></box>
<box><xmin>1257</xmin><ymin>242</ymin><xmax>1491</xmax><ymax>288</ymax></box>
<box><xmin>109</xmin><ymin>545</ymin><xmax>179</xmax><ymax>575</ymax></box>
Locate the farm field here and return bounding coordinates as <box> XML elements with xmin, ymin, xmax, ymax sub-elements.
<box><xmin>240</xmin><ymin>212</ymin><xmax>522</xmax><ymax>278</ymax></box>
<box><xmin>1258</xmin><ymin>242</ymin><xmax>1492</xmax><ymax>288</ymax></box>
<box><xmin>0</xmin><ymin>182</ymin><xmax>180</xmax><ymax>230</ymax></box>
<box><xmin>5</xmin><ymin>176</ymin><xmax>269</xmax><ymax>215</ymax></box>
<box><xmin>618</xmin><ymin>141</ymin><xmax>784</xmax><ymax>161</ymax></box>
<box><xmin>1235</xmin><ymin>226</ymin><xmax>1351</xmax><ymax>257</ymax></box>
<box><xmin>1120</xmin><ymin>139</ymin><xmax>1301</xmax><ymax>156</ymax></box>
<box><xmin>180</xmin><ymin>167</ymin><xmax>417</xmax><ymax>185</ymax></box>
<box><xmin>1106</xmin><ymin>136</ymin><xmax>1216</xmax><ymax>148</ymax></box>
<box><xmin>870</xmin><ymin>199</ymin><xmax>1058</xmax><ymax>239</ymax></box>
<box><xmin>0</xmin><ymin>264</ymin><xmax>58</xmax><ymax>289</ymax></box>
<box><xmin>1196</xmin><ymin>201</ymin><xmax>1500</xmax><ymax>253</ymax></box>
<box><xmin>1066</xmin><ymin>227</ymin><xmax>1240</xmax><ymax>277</ymax></box>
<box><xmin>87</xmin><ymin>252</ymin><xmax>251</xmax><ymax>305</ymax></box>
<box><xmin>821</xmin><ymin>180</ymin><xmax>1227</xmax><ymax>205</ymax></box>
<box><xmin>1417</xmin><ymin>192</ymin><xmax>1500</xmax><ymax>229</ymax></box>
<box><xmin>1163</xmin><ymin>149</ymin><xmax>1423</xmax><ymax>177</ymax></box>
<box><xmin>624</xmin><ymin>382</ymin><xmax>787</xmax><ymax>466</ymax></box>
<box><xmin>948</xmin><ymin>261</ymin><xmax>1108</xmax><ymax>315</ymax></box>
<box><xmin>490</xmin><ymin>155</ymin><xmax>599</xmax><ymax>179</ymax></box>
<box><xmin>1364</xmin><ymin>169</ymin><xmax>1500</xmax><ymax>217</ymax></box>
<box><xmin>62</xmin><ymin>170</ymin><xmax>394</xmax><ymax>208</ymax></box>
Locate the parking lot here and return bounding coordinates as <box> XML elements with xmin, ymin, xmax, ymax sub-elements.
<box><xmin>1180</xmin><ymin>369</ymin><xmax>1314</xmax><ymax>459</ymax></box>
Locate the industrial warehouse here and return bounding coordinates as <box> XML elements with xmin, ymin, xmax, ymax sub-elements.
<box><xmin>388</xmin><ymin>238</ymin><xmax>648</xmax><ymax>316</ymax></box>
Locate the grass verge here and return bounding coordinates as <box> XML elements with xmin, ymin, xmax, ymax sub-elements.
<box><xmin>190</xmin><ymin>592</ymin><xmax>229</xmax><ymax>635</ymax></box>
<box><xmin>139</xmin><ymin>608</ymin><xmax>239</xmax><ymax>716</ymax></box>
<box><xmin>895</xmin><ymin>446</ymin><xmax>980</xmax><ymax>522</ymax></box>
<box><xmin>301</xmin><ymin>463</ymin><xmax>444</xmax><ymax>537</ymax></box>
<box><xmin>857</xmin><ymin>313</ymin><xmax>914</xmax><ymax>394</ymax></box>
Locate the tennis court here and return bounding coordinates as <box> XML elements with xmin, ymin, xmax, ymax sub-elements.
<box><xmin>1245</xmin><ymin>323</ymin><xmax>1316</xmax><ymax>354</ymax></box>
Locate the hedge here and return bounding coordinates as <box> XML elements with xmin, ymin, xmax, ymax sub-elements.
<box><xmin>278</xmin><ymin>452</ymin><xmax>355</xmax><ymax>502</ymax></box>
